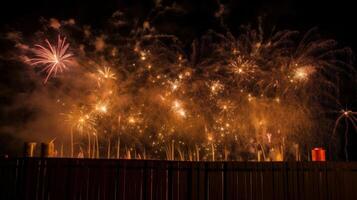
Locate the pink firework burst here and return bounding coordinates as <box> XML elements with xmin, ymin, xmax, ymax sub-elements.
<box><xmin>30</xmin><ymin>35</ymin><xmax>73</xmax><ymax>83</ymax></box>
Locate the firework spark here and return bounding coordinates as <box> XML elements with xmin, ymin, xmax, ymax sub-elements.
<box><xmin>95</xmin><ymin>102</ymin><xmax>108</xmax><ymax>114</ymax></box>
<box><xmin>97</xmin><ymin>67</ymin><xmax>116</xmax><ymax>81</ymax></box>
<box><xmin>291</xmin><ymin>65</ymin><xmax>316</xmax><ymax>82</ymax></box>
<box><xmin>172</xmin><ymin>100</ymin><xmax>186</xmax><ymax>118</ymax></box>
<box><xmin>65</xmin><ymin>109</ymin><xmax>96</xmax><ymax>133</ymax></box>
<box><xmin>332</xmin><ymin>109</ymin><xmax>357</xmax><ymax>160</ymax></box>
<box><xmin>29</xmin><ymin>35</ymin><xmax>73</xmax><ymax>83</ymax></box>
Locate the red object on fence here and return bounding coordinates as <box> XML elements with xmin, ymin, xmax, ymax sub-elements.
<box><xmin>311</xmin><ymin>148</ymin><xmax>326</xmax><ymax>161</ymax></box>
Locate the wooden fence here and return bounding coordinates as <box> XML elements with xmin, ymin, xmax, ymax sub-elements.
<box><xmin>1</xmin><ymin>158</ymin><xmax>357</xmax><ymax>200</ymax></box>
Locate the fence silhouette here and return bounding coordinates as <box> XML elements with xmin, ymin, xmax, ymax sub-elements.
<box><xmin>1</xmin><ymin>158</ymin><xmax>357</xmax><ymax>200</ymax></box>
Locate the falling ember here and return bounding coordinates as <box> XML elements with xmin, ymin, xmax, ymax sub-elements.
<box><xmin>29</xmin><ymin>35</ymin><xmax>73</xmax><ymax>83</ymax></box>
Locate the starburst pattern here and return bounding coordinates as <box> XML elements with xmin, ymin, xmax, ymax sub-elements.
<box><xmin>30</xmin><ymin>35</ymin><xmax>73</xmax><ymax>83</ymax></box>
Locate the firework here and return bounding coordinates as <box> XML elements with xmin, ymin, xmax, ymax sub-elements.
<box><xmin>332</xmin><ymin>110</ymin><xmax>357</xmax><ymax>160</ymax></box>
<box><xmin>95</xmin><ymin>101</ymin><xmax>108</xmax><ymax>114</ymax></box>
<box><xmin>64</xmin><ymin>108</ymin><xmax>96</xmax><ymax>157</ymax></box>
<box><xmin>97</xmin><ymin>67</ymin><xmax>116</xmax><ymax>81</ymax></box>
<box><xmin>10</xmin><ymin>12</ymin><xmax>355</xmax><ymax>161</ymax></box>
<box><xmin>66</xmin><ymin>111</ymin><xmax>96</xmax><ymax>133</ymax></box>
<box><xmin>291</xmin><ymin>65</ymin><xmax>316</xmax><ymax>82</ymax></box>
<box><xmin>29</xmin><ymin>35</ymin><xmax>73</xmax><ymax>83</ymax></box>
<box><xmin>172</xmin><ymin>100</ymin><xmax>186</xmax><ymax>118</ymax></box>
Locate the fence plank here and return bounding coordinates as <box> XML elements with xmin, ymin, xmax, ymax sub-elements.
<box><xmin>2</xmin><ymin>158</ymin><xmax>357</xmax><ymax>200</ymax></box>
<box><xmin>0</xmin><ymin>158</ymin><xmax>18</xmax><ymax>200</ymax></box>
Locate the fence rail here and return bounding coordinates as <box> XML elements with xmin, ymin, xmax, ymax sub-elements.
<box><xmin>1</xmin><ymin>158</ymin><xmax>357</xmax><ymax>200</ymax></box>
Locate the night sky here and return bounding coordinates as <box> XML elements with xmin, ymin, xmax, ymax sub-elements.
<box><xmin>1</xmin><ymin>0</ymin><xmax>356</xmax><ymax>160</ymax></box>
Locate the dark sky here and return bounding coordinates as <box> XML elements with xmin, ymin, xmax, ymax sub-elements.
<box><xmin>1</xmin><ymin>0</ymin><xmax>357</xmax><ymax>159</ymax></box>
<box><xmin>1</xmin><ymin>0</ymin><xmax>357</xmax><ymax>51</ymax></box>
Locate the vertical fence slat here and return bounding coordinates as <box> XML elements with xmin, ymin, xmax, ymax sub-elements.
<box><xmin>225</xmin><ymin>162</ymin><xmax>237</xmax><ymax>200</ymax></box>
<box><xmin>197</xmin><ymin>162</ymin><xmax>206</xmax><ymax>200</ymax></box>
<box><xmin>178</xmin><ymin>162</ymin><xmax>189</xmax><ymax>200</ymax></box>
<box><xmin>170</xmin><ymin>161</ymin><xmax>177</xmax><ymax>200</ymax></box>
<box><xmin>189</xmin><ymin>162</ymin><xmax>198</xmax><ymax>200</ymax></box>
<box><xmin>151</xmin><ymin>161</ymin><xmax>168</xmax><ymax>200</ymax></box>
<box><xmin>206</xmin><ymin>162</ymin><xmax>224</xmax><ymax>200</ymax></box>
<box><xmin>235</xmin><ymin>162</ymin><xmax>246</xmax><ymax>200</ymax></box>
<box><xmin>143</xmin><ymin>160</ymin><xmax>153</xmax><ymax>200</ymax></box>
<box><xmin>0</xmin><ymin>158</ymin><xmax>18</xmax><ymax>200</ymax></box>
